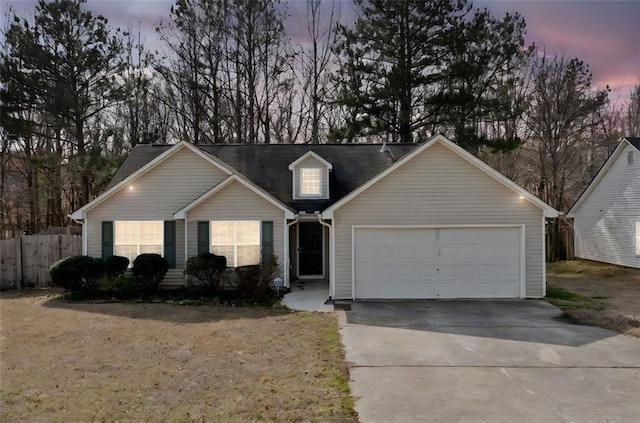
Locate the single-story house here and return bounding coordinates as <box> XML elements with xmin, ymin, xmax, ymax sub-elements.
<box><xmin>71</xmin><ymin>134</ymin><xmax>558</xmax><ymax>299</ymax></box>
<box><xmin>568</xmin><ymin>137</ymin><xmax>640</xmax><ymax>269</ymax></box>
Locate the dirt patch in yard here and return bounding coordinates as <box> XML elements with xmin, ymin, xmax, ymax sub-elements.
<box><xmin>546</xmin><ymin>260</ymin><xmax>640</xmax><ymax>337</ymax></box>
<box><xmin>0</xmin><ymin>289</ymin><xmax>356</xmax><ymax>422</ymax></box>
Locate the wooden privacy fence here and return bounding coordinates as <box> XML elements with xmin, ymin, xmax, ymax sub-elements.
<box><xmin>0</xmin><ymin>235</ymin><xmax>82</xmax><ymax>289</ymax></box>
<box><xmin>546</xmin><ymin>218</ymin><xmax>575</xmax><ymax>262</ymax></box>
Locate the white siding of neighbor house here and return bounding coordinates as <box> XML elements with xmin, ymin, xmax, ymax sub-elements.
<box><xmin>574</xmin><ymin>144</ymin><xmax>640</xmax><ymax>268</ymax></box>
<box><xmin>86</xmin><ymin>147</ymin><xmax>228</xmax><ymax>269</ymax></box>
<box><xmin>185</xmin><ymin>180</ymin><xmax>286</xmax><ymax>270</ymax></box>
<box><xmin>333</xmin><ymin>142</ymin><xmax>545</xmax><ymax>299</ymax></box>
<box><xmin>293</xmin><ymin>156</ymin><xmax>329</xmax><ymax>199</ymax></box>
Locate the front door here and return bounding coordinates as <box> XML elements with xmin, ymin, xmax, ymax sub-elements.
<box><xmin>298</xmin><ymin>222</ymin><xmax>323</xmax><ymax>276</ymax></box>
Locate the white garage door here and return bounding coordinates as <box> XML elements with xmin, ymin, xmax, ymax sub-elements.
<box><xmin>354</xmin><ymin>227</ymin><xmax>522</xmax><ymax>299</ymax></box>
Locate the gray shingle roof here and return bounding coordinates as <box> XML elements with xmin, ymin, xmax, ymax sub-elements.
<box><xmin>106</xmin><ymin>143</ymin><xmax>419</xmax><ymax>212</ymax></box>
<box><xmin>626</xmin><ymin>137</ymin><xmax>640</xmax><ymax>150</ymax></box>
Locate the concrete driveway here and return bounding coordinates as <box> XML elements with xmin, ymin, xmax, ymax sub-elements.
<box><xmin>338</xmin><ymin>300</ymin><xmax>640</xmax><ymax>423</ymax></box>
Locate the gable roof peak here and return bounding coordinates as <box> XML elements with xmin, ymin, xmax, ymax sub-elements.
<box><xmin>624</xmin><ymin>137</ymin><xmax>640</xmax><ymax>150</ymax></box>
<box><xmin>569</xmin><ymin>136</ymin><xmax>640</xmax><ymax>215</ymax></box>
<box><xmin>288</xmin><ymin>150</ymin><xmax>334</xmax><ymax>170</ymax></box>
<box><xmin>322</xmin><ymin>134</ymin><xmax>558</xmax><ymax>218</ymax></box>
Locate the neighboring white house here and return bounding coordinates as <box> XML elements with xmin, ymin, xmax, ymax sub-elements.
<box><xmin>72</xmin><ymin>134</ymin><xmax>558</xmax><ymax>299</ymax></box>
<box><xmin>569</xmin><ymin>137</ymin><xmax>640</xmax><ymax>269</ymax></box>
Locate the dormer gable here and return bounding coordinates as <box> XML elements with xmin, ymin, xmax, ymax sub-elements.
<box><xmin>288</xmin><ymin>151</ymin><xmax>333</xmax><ymax>200</ymax></box>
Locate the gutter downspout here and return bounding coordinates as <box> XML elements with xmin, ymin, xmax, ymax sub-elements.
<box><xmin>316</xmin><ymin>213</ymin><xmax>333</xmax><ymax>303</ymax></box>
<box><xmin>287</xmin><ymin>216</ymin><xmax>300</xmax><ymax>287</ymax></box>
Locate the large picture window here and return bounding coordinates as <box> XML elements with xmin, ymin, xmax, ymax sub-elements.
<box><xmin>211</xmin><ymin>221</ymin><xmax>260</xmax><ymax>267</ymax></box>
<box><xmin>114</xmin><ymin>221</ymin><xmax>163</xmax><ymax>265</ymax></box>
<box><xmin>301</xmin><ymin>168</ymin><xmax>321</xmax><ymax>195</ymax></box>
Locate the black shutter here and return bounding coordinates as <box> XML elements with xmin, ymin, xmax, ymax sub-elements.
<box><xmin>197</xmin><ymin>221</ymin><xmax>210</xmax><ymax>255</ymax></box>
<box><xmin>164</xmin><ymin>221</ymin><xmax>176</xmax><ymax>268</ymax></box>
<box><xmin>101</xmin><ymin>221</ymin><xmax>113</xmax><ymax>259</ymax></box>
<box><xmin>261</xmin><ymin>221</ymin><xmax>274</xmax><ymax>264</ymax></box>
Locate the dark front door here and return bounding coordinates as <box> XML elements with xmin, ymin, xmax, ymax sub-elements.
<box><xmin>299</xmin><ymin>222</ymin><xmax>323</xmax><ymax>276</ymax></box>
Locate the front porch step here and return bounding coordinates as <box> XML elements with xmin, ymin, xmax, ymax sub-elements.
<box><xmin>161</xmin><ymin>269</ymin><xmax>186</xmax><ymax>288</ymax></box>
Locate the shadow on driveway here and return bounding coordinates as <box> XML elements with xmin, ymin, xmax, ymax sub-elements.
<box><xmin>344</xmin><ymin>299</ymin><xmax>618</xmax><ymax>347</ymax></box>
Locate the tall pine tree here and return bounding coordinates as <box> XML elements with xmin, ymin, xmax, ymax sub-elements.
<box><xmin>334</xmin><ymin>0</ymin><xmax>529</xmax><ymax>152</ymax></box>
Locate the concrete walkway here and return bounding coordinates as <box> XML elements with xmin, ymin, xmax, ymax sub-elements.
<box><xmin>339</xmin><ymin>300</ymin><xmax>640</xmax><ymax>423</ymax></box>
<box><xmin>281</xmin><ymin>280</ymin><xmax>334</xmax><ymax>312</ymax></box>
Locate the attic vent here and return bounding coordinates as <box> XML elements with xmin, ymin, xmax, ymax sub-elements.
<box><xmin>629</xmin><ymin>151</ymin><xmax>634</xmax><ymax>165</ymax></box>
<box><xmin>379</xmin><ymin>143</ymin><xmax>396</xmax><ymax>161</ymax></box>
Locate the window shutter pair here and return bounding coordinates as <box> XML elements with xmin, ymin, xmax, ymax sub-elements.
<box><xmin>102</xmin><ymin>221</ymin><xmax>176</xmax><ymax>269</ymax></box>
<box><xmin>104</xmin><ymin>220</ymin><xmax>274</xmax><ymax>264</ymax></box>
<box><xmin>197</xmin><ymin>220</ymin><xmax>273</xmax><ymax>264</ymax></box>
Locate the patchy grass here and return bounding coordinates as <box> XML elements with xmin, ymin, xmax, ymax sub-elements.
<box><xmin>545</xmin><ymin>286</ymin><xmax>607</xmax><ymax>312</ymax></box>
<box><xmin>546</xmin><ymin>260</ymin><xmax>640</xmax><ymax>336</ymax></box>
<box><xmin>547</xmin><ymin>260</ymin><xmax>630</xmax><ymax>278</ymax></box>
<box><xmin>0</xmin><ymin>289</ymin><xmax>357</xmax><ymax>422</ymax></box>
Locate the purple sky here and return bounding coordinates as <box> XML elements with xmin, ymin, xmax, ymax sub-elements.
<box><xmin>4</xmin><ymin>0</ymin><xmax>639</xmax><ymax>103</ymax></box>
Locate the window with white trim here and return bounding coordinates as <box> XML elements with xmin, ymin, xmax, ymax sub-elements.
<box><xmin>211</xmin><ymin>221</ymin><xmax>260</xmax><ymax>267</ymax></box>
<box><xmin>301</xmin><ymin>168</ymin><xmax>321</xmax><ymax>196</ymax></box>
<box><xmin>636</xmin><ymin>222</ymin><xmax>640</xmax><ymax>256</ymax></box>
<box><xmin>114</xmin><ymin>221</ymin><xmax>163</xmax><ymax>266</ymax></box>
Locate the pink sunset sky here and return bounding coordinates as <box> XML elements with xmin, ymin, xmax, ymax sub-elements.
<box><xmin>3</xmin><ymin>0</ymin><xmax>639</xmax><ymax>103</ymax></box>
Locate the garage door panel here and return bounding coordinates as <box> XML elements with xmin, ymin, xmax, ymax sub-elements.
<box><xmin>354</xmin><ymin>227</ymin><xmax>521</xmax><ymax>299</ymax></box>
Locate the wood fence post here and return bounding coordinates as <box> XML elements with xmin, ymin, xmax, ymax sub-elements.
<box><xmin>16</xmin><ymin>236</ymin><xmax>23</xmax><ymax>290</ymax></box>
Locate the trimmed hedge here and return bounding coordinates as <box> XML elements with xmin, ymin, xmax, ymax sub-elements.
<box><xmin>234</xmin><ymin>255</ymin><xmax>280</xmax><ymax>304</ymax></box>
<box><xmin>104</xmin><ymin>255</ymin><xmax>130</xmax><ymax>278</ymax></box>
<box><xmin>50</xmin><ymin>255</ymin><xmax>104</xmax><ymax>293</ymax></box>
<box><xmin>184</xmin><ymin>252</ymin><xmax>227</xmax><ymax>292</ymax></box>
<box><xmin>132</xmin><ymin>253</ymin><xmax>168</xmax><ymax>295</ymax></box>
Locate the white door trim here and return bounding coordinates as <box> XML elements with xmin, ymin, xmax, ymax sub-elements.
<box><xmin>297</xmin><ymin>222</ymin><xmax>326</xmax><ymax>279</ymax></box>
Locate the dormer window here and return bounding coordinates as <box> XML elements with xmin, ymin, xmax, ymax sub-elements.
<box><xmin>289</xmin><ymin>151</ymin><xmax>333</xmax><ymax>200</ymax></box>
<box><xmin>301</xmin><ymin>168</ymin><xmax>321</xmax><ymax>195</ymax></box>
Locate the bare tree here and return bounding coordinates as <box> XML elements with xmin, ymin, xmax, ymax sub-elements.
<box><xmin>297</xmin><ymin>0</ymin><xmax>340</xmax><ymax>143</ymax></box>
<box><xmin>525</xmin><ymin>53</ymin><xmax>609</xmax><ymax>212</ymax></box>
<box><xmin>223</xmin><ymin>0</ymin><xmax>288</xmax><ymax>143</ymax></box>
<box><xmin>625</xmin><ymin>83</ymin><xmax>640</xmax><ymax>136</ymax></box>
<box><xmin>158</xmin><ymin>0</ymin><xmax>231</xmax><ymax>144</ymax></box>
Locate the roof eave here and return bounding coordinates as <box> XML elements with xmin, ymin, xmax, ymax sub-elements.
<box><xmin>323</xmin><ymin>134</ymin><xmax>558</xmax><ymax>218</ymax></box>
<box><xmin>173</xmin><ymin>174</ymin><xmax>295</xmax><ymax>220</ymax></box>
<box><xmin>71</xmin><ymin>141</ymin><xmax>234</xmax><ymax>218</ymax></box>
<box><xmin>568</xmin><ymin>137</ymin><xmax>630</xmax><ymax>215</ymax></box>
<box><xmin>288</xmin><ymin>150</ymin><xmax>334</xmax><ymax>171</ymax></box>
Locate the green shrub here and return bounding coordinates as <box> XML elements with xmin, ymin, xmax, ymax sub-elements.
<box><xmin>132</xmin><ymin>253</ymin><xmax>168</xmax><ymax>295</ymax></box>
<box><xmin>233</xmin><ymin>255</ymin><xmax>281</xmax><ymax>304</ymax></box>
<box><xmin>184</xmin><ymin>252</ymin><xmax>227</xmax><ymax>293</ymax></box>
<box><xmin>98</xmin><ymin>274</ymin><xmax>138</xmax><ymax>298</ymax></box>
<box><xmin>50</xmin><ymin>255</ymin><xmax>104</xmax><ymax>293</ymax></box>
<box><xmin>104</xmin><ymin>255</ymin><xmax>130</xmax><ymax>278</ymax></box>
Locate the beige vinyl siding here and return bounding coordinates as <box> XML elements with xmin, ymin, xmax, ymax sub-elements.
<box><xmin>333</xmin><ymin>143</ymin><xmax>544</xmax><ymax>299</ymax></box>
<box><xmin>86</xmin><ymin>147</ymin><xmax>228</xmax><ymax>266</ymax></box>
<box><xmin>185</xmin><ymin>180</ymin><xmax>286</xmax><ymax>268</ymax></box>
<box><xmin>175</xmin><ymin>220</ymin><xmax>185</xmax><ymax>268</ymax></box>
<box><xmin>574</xmin><ymin>144</ymin><xmax>640</xmax><ymax>268</ymax></box>
<box><xmin>293</xmin><ymin>156</ymin><xmax>329</xmax><ymax>199</ymax></box>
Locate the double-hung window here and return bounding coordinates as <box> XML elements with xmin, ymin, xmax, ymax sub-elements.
<box><xmin>300</xmin><ymin>168</ymin><xmax>321</xmax><ymax>196</ymax></box>
<box><xmin>211</xmin><ymin>221</ymin><xmax>260</xmax><ymax>267</ymax></box>
<box><xmin>114</xmin><ymin>221</ymin><xmax>163</xmax><ymax>265</ymax></box>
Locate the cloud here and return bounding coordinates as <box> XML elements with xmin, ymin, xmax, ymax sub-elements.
<box><xmin>477</xmin><ymin>0</ymin><xmax>640</xmax><ymax>96</ymax></box>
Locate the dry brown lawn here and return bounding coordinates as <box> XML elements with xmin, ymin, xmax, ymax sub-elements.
<box><xmin>0</xmin><ymin>289</ymin><xmax>357</xmax><ymax>422</ymax></box>
<box><xmin>546</xmin><ymin>260</ymin><xmax>640</xmax><ymax>337</ymax></box>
